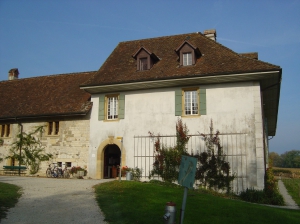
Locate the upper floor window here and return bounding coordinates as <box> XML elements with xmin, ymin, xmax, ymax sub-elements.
<box><xmin>98</xmin><ymin>93</ymin><xmax>125</xmax><ymax>121</ymax></box>
<box><xmin>107</xmin><ymin>95</ymin><xmax>119</xmax><ymax>120</ymax></box>
<box><xmin>184</xmin><ymin>90</ymin><xmax>198</xmax><ymax>115</ymax></box>
<box><xmin>48</xmin><ymin>121</ymin><xmax>59</xmax><ymax>135</ymax></box>
<box><xmin>0</xmin><ymin>124</ymin><xmax>10</xmax><ymax>137</ymax></box>
<box><xmin>175</xmin><ymin>87</ymin><xmax>206</xmax><ymax>117</ymax></box>
<box><xmin>175</xmin><ymin>40</ymin><xmax>200</xmax><ymax>67</ymax></box>
<box><xmin>132</xmin><ymin>47</ymin><xmax>159</xmax><ymax>71</ymax></box>
<box><xmin>183</xmin><ymin>53</ymin><xmax>192</xmax><ymax>66</ymax></box>
<box><xmin>139</xmin><ymin>58</ymin><xmax>148</xmax><ymax>71</ymax></box>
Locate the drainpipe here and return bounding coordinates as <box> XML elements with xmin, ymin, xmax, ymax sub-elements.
<box><xmin>15</xmin><ymin>118</ymin><xmax>23</xmax><ymax>176</ymax></box>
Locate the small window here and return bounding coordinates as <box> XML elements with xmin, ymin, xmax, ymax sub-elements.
<box><xmin>107</xmin><ymin>95</ymin><xmax>119</xmax><ymax>120</ymax></box>
<box><xmin>57</xmin><ymin>162</ymin><xmax>62</xmax><ymax>167</ymax></box>
<box><xmin>183</xmin><ymin>53</ymin><xmax>192</xmax><ymax>66</ymax></box>
<box><xmin>139</xmin><ymin>58</ymin><xmax>148</xmax><ymax>70</ymax></box>
<box><xmin>48</xmin><ymin>122</ymin><xmax>53</xmax><ymax>135</ymax></box>
<box><xmin>47</xmin><ymin>121</ymin><xmax>59</xmax><ymax>135</ymax></box>
<box><xmin>66</xmin><ymin>162</ymin><xmax>72</xmax><ymax>167</ymax></box>
<box><xmin>0</xmin><ymin>124</ymin><xmax>10</xmax><ymax>137</ymax></box>
<box><xmin>54</xmin><ymin>121</ymin><xmax>59</xmax><ymax>135</ymax></box>
<box><xmin>184</xmin><ymin>90</ymin><xmax>198</xmax><ymax>115</ymax></box>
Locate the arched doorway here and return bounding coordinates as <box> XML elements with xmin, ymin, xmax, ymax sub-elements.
<box><xmin>103</xmin><ymin>144</ymin><xmax>121</xmax><ymax>178</ymax></box>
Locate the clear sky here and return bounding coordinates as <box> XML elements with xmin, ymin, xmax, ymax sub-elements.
<box><xmin>0</xmin><ymin>0</ymin><xmax>299</xmax><ymax>154</ymax></box>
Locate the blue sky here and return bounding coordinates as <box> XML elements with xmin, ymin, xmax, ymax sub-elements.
<box><xmin>0</xmin><ymin>0</ymin><xmax>299</xmax><ymax>154</ymax></box>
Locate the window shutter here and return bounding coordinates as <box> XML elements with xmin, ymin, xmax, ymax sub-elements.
<box><xmin>119</xmin><ymin>93</ymin><xmax>125</xmax><ymax>119</ymax></box>
<box><xmin>98</xmin><ymin>95</ymin><xmax>105</xmax><ymax>120</ymax></box>
<box><xmin>199</xmin><ymin>88</ymin><xmax>206</xmax><ymax>115</ymax></box>
<box><xmin>175</xmin><ymin>89</ymin><xmax>182</xmax><ymax>116</ymax></box>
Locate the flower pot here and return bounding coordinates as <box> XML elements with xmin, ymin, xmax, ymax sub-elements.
<box><xmin>126</xmin><ymin>171</ymin><xmax>132</xmax><ymax>180</ymax></box>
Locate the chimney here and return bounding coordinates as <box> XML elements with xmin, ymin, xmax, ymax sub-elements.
<box><xmin>8</xmin><ymin>68</ymin><xmax>19</xmax><ymax>80</ymax></box>
<box><xmin>204</xmin><ymin>29</ymin><xmax>217</xmax><ymax>41</ymax></box>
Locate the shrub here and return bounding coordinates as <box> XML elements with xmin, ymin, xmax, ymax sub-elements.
<box><xmin>195</xmin><ymin>120</ymin><xmax>235</xmax><ymax>193</ymax></box>
<box><xmin>239</xmin><ymin>165</ymin><xmax>284</xmax><ymax>205</ymax></box>
<box><xmin>149</xmin><ymin>119</ymin><xmax>189</xmax><ymax>183</ymax></box>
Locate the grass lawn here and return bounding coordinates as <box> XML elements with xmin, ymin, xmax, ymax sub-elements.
<box><xmin>95</xmin><ymin>180</ymin><xmax>300</xmax><ymax>224</ymax></box>
<box><xmin>282</xmin><ymin>179</ymin><xmax>300</xmax><ymax>206</ymax></box>
<box><xmin>0</xmin><ymin>182</ymin><xmax>21</xmax><ymax>221</ymax></box>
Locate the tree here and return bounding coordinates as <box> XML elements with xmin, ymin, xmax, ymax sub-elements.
<box><xmin>281</xmin><ymin>150</ymin><xmax>300</xmax><ymax>168</ymax></box>
<box><xmin>268</xmin><ymin>152</ymin><xmax>282</xmax><ymax>167</ymax></box>
<box><xmin>195</xmin><ymin>120</ymin><xmax>235</xmax><ymax>193</ymax></box>
<box><xmin>6</xmin><ymin>125</ymin><xmax>52</xmax><ymax>174</ymax></box>
<box><xmin>149</xmin><ymin>118</ymin><xmax>189</xmax><ymax>182</ymax></box>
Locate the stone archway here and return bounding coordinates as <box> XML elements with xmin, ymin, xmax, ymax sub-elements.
<box><xmin>96</xmin><ymin>136</ymin><xmax>126</xmax><ymax>179</ymax></box>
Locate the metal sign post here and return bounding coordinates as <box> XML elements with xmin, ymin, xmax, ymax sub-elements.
<box><xmin>178</xmin><ymin>155</ymin><xmax>197</xmax><ymax>224</ymax></box>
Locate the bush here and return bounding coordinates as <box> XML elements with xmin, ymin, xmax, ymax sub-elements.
<box><xmin>239</xmin><ymin>165</ymin><xmax>284</xmax><ymax>205</ymax></box>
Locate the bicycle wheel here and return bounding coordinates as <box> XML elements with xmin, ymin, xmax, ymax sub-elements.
<box><xmin>46</xmin><ymin>168</ymin><xmax>52</xmax><ymax>178</ymax></box>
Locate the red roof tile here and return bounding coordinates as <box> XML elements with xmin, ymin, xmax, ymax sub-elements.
<box><xmin>0</xmin><ymin>71</ymin><xmax>95</xmax><ymax>120</ymax></box>
<box><xmin>82</xmin><ymin>32</ymin><xmax>280</xmax><ymax>87</ymax></box>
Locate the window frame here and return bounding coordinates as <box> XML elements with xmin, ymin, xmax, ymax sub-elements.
<box><xmin>183</xmin><ymin>52</ymin><xmax>193</xmax><ymax>66</ymax></box>
<box><xmin>105</xmin><ymin>94</ymin><xmax>119</xmax><ymax>121</ymax></box>
<box><xmin>47</xmin><ymin>121</ymin><xmax>60</xmax><ymax>136</ymax></box>
<box><xmin>0</xmin><ymin>124</ymin><xmax>10</xmax><ymax>137</ymax></box>
<box><xmin>183</xmin><ymin>88</ymin><xmax>200</xmax><ymax>116</ymax></box>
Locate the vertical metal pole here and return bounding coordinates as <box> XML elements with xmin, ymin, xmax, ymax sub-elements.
<box><xmin>118</xmin><ymin>137</ymin><xmax>123</xmax><ymax>182</ymax></box>
<box><xmin>18</xmin><ymin>123</ymin><xmax>23</xmax><ymax>176</ymax></box>
<box><xmin>180</xmin><ymin>187</ymin><xmax>188</xmax><ymax>224</ymax></box>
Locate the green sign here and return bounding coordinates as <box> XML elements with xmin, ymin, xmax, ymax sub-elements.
<box><xmin>178</xmin><ymin>155</ymin><xmax>197</xmax><ymax>189</ymax></box>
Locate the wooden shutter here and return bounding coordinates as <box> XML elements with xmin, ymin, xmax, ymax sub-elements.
<box><xmin>199</xmin><ymin>88</ymin><xmax>206</xmax><ymax>115</ymax></box>
<box><xmin>98</xmin><ymin>95</ymin><xmax>105</xmax><ymax>120</ymax></box>
<box><xmin>118</xmin><ymin>93</ymin><xmax>125</xmax><ymax>119</ymax></box>
<box><xmin>175</xmin><ymin>89</ymin><xmax>182</xmax><ymax>116</ymax></box>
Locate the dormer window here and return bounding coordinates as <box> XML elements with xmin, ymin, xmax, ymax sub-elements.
<box><xmin>175</xmin><ymin>40</ymin><xmax>201</xmax><ymax>66</ymax></box>
<box><xmin>183</xmin><ymin>52</ymin><xmax>192</xmax><ymax>66</ymax></box>
<box><xmin>139</xmin><ymin>58</ymin><xmax>148</xmax><ymax>70</ymax></box>
<box><xmin>133</xmin><ymin>47</ymin><xmax>159</xmax><ymax>71</ymax></box>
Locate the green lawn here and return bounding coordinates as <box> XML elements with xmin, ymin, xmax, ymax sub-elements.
<box><xmin>95</xmin><ymin>180</ymin><xmax>300</xmax><ymax>224</ymax></box>
<box><xmin>0</xmin><ymin>182</ymin><xmax>21</xmax><ymax>221</ymax></box>
<box><xmin>282</xmin><ymin>179</ymin><xmax>300</xmax><ymax>206</ymax></box>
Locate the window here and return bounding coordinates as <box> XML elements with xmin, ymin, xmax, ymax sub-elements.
<box><xmin>98</xmin><ymin>93</ymin><xmax>125</xmax><ymax>121</ymax></box>
<box><xmin>0</xmin><ymin>124</ymin><xmax>10</xmax><ymax>137</ymax></box>
<box><xmin>183</xmin><ymin>53</ymin><xmax>192</xmax><ymax>66</ymax></box>
<box><xmin>66</xmin><ymin>162</ymin><xmax>72</xmax><ymax>168</ymax></box>
<box><xmin>47</xmin><ymin>121</ymin><xmax>59</xmax><ymax>135</ymax></box>
<box><xmin>139</xmin><ymin>58</ymin><xmax>148</xmax><ymax>70</ymax></box>
<box><xmin>175</xmin><ymin>88</ymin><xmax>206</xmax><ymax>116</ymax></box>
<box><xmin>184</xmin><ymin>90</ymin><xmax>198</xmax><ymax>115</ymax></box>
<box><xmin>107</xmin><ymin>96</ymin><xmax>118</xmax><ymax>120</ymax></box>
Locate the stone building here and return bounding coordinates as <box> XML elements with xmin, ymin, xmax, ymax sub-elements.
<box><xmin>0</xmin><ymin>69</ymin><xmax>94</xmax><ymax>175</ymax></box>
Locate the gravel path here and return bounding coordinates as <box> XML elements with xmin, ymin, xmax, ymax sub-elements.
<box><xmin>0</xmin><ymin>176</ymin><xmax>113</xmax><ymax>224</ymax></box>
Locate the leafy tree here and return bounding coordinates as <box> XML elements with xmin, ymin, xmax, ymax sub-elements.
<box><xmin>268</xmin><ymin>152</ymin><xmax>282</xmax><ymax>167</ymax></box>
<box><xmin>281</xmin><ymin>150</ymin><xmax>300</xmax><ymax>168</ymax></box>
<box><xmin>149</xmin><ymin>118</ymin><xmax>189</xmax><ymax>182</ymax></box>
<box><xmin>195</xmin><ymin>120</ymin><xmax>235</xmax><ymax>193</ymax></box>
<box><xmin>6</xmin><ymin>125</ymin><xmax>52</xmax><ymax>174</ymax></box>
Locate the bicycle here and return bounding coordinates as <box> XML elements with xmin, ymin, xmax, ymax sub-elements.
<box><xmin>61</xmin><ymin>163</ymin><xmax>70</xmax><ymax>178</ymax></box>
<box><xmin>46</xmin><ymin>163</ymin><xmax>60</xmax><ymax>178</ymax></box>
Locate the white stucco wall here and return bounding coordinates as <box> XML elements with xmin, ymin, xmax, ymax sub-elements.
<box><xmin>88</xmin><ymin>81</ymin><xmax>265</xmax><ymax>192</ymax></box>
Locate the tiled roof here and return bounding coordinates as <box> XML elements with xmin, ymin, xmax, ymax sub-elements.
<box><xmin>82</xmin><ymin>32</ymin><xmax>280</xmax><ymax>87</ymax></box>
<box><xmin>0</xmin><ymin>71</ymin><xmax>95</xmax><ymax>120</ymax></box>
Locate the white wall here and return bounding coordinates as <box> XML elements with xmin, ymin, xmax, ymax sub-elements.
<box><xmin>88</xmin><ymin>81</ymin><xmax>265</xmax><ymax>192</ymax></box>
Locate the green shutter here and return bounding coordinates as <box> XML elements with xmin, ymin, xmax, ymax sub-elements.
<box><xmin>175</xmin><ymin>89</ymin><xmax>182</xmax><ymax>116</ymax></box>
<box><xmin>98</xmin><ymin>95</ymin><xmax>105</xmax><ymax>120</ymax></box>
<box><xmin>119</xmin><ymin>93</ymin><xmax>125</xmax><ymax>119</ymax></box>
<box><xmin>199</xmin><ymin>88</ymin><xmax>206</xmax><ymax>115</ymax></box>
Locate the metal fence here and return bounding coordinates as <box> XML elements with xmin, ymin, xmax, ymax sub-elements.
<box><xmin>133</xmin><ymin>133</ymin><xmax>249</xmax><ymax>193</ymax></box>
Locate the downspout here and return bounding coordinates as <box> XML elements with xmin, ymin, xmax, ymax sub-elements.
<box><xmin>15</xmin><ymin>118</ymin><xmax>23</xmax><ymax>176</ymax></box>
